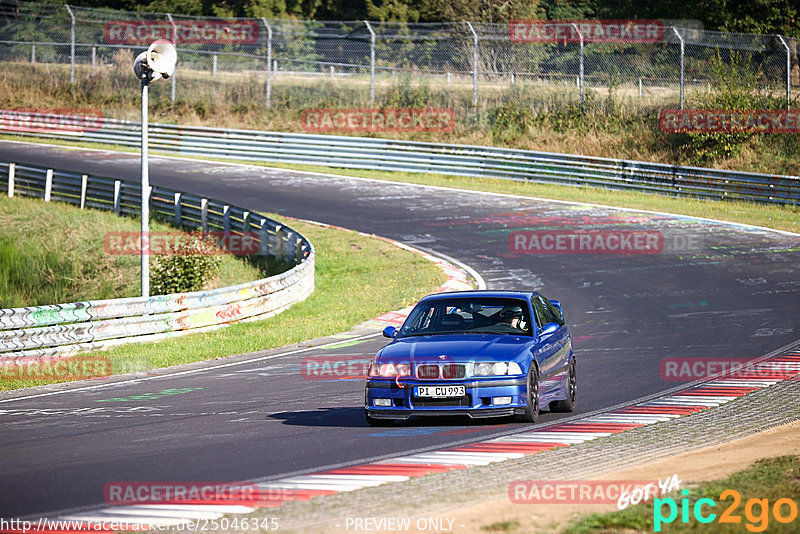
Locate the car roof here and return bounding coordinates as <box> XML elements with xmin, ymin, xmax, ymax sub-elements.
<box><xmin>419</xmin><ymin>290</ymin><xmax>540</xmax><ymax>302</ymax></box>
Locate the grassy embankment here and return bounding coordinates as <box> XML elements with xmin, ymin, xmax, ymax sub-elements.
<box><xmin>0</xmin><ymin>195</ymin><xmax>446</xmax><ymax>391</ymax></box>
<box><xmin>0</xmin><ymin>195</ymin><xmax>260</xmax><ymax>308</ymax></box>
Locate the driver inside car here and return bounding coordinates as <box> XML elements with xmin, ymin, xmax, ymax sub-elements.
<box><xmin>498</xmin><ymin>304</ymin><xmax>524</xmax><ymax>330</ymax></box>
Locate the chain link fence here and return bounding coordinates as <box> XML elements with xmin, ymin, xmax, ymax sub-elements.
<box><xmin>0</xmin><ymin>1</ymin><xmax>796</xmax><ymax>121</ymax></box>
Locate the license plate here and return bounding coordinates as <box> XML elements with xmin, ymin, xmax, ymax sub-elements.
<box><xmin>414</xmin><ymin>385</ymin><xmax>465</xmax><ymax>397</ymax></box>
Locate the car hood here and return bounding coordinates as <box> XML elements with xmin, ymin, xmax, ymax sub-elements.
<box><xmin>378</xmin><ymin>334</ymin><xmax>532</xmax><ymax>363</ymax></box>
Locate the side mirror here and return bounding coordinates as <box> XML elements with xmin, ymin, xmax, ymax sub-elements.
<box><xmin>539</xmin><ymin>322</ymin><xmax>559</xmax><ymax>338</ymax></box>
<box><xmin>382</xmin><ymin>326</ymin><xmax>398</xmax><ymax>339</ymax></box>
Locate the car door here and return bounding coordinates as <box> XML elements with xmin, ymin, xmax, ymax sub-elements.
<box><xmin>532</xmin><ymin>296</ymin><xmax>570</xmax><ymax>394</ymax></box>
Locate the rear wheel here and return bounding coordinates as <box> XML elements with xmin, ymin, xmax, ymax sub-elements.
<box><xmin>514</xmin><ymin>364</ymin><xmax>540</xmax><ymax>423</ymax></box>
<box><xmin>550</xmin><ymin>358</ymin><xmax>577</xmax><ymax>413</ymax></box>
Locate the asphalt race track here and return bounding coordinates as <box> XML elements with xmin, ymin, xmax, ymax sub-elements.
<box><xmin>1</xmin><ymin>141</ymin><xmax>799</xmax><ymax>520</ymax></box>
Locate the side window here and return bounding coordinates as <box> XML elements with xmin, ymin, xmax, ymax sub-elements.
<box><xmin>531</xmin><ymin>298</ymin><xmax>548</xmax><ymax>328</ymax></box>
<box><xmin>535</xmin><ymin>297</ymin><xmax>563</xmax><ymax>326</ymax></box>
<box><xmin>405</xmin><ymin>306</ymin><xmax>435</xmax><ymax>333</ymax></box>
<box><xmin>543</xmin><ymin>297</ymin><xmax>564</xmax><ymax>326</ymax></box>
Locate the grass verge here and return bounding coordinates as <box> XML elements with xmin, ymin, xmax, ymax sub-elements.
<box><xmin>0</xmin><ymin>215</ymin><xmax>447</xmax><ymax>391</ymax></box>
<box><xmin>562</xmin><ymin>455</ymin><xmax>800</xmax><ymax>533</ymax></box>
<box><xmin>0</xmin><ymin>195</ymin><xmax>262</xmax><ymax>308</ymax></box>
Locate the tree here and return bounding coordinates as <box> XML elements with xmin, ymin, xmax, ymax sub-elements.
<box><xmin>420</xmin><ymin>0</ymin><xmax>542</xmax><ymax>23</ymax></box>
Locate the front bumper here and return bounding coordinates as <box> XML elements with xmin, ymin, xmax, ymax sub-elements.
<box><xmin>365</xmin><ymin>377</ymin><xmax>527</xmax><ymax>420</ymax></box>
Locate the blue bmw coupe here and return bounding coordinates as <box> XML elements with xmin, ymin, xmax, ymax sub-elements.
<box><xmin>365</xmin><ymin>290</ymin><xmax>576</xmax><ymax>425</ymax></box>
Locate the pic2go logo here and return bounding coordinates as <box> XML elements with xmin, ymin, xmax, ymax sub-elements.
<box><xmin>654</xmin><ymin>489</ymin><xmax>799</xmax><ymax>532</ymax></box>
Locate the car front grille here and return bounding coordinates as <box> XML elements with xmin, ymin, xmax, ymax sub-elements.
<box><xmin>415</xmin><ymin>363</ymin><xmax>466</xmax><ymax>380</ymax></box>
<box><xmin>442</xmin><ymin>364</ymin><xmax>466</xmax><ymax>379</ymax></box>
<box><xmin>417</xmin><ymin>364</ymin><xmax>439</xmax><ymax>379</ymax></box>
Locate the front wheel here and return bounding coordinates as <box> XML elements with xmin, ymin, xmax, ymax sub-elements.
<box><xmin>549</xmin><ymin>358</ymin><xmax>577</xmax><ymax>413</ymax></box>
<box><xmin>514</xmin><ymin>364</ymin><xmax>540</xmax><ymax>423</ymax></box>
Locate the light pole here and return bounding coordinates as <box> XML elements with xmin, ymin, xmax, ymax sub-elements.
<box><xmin>133</xmin><ymin>40</ymin><xmax>177</xmax><ymax>298</ymax></box>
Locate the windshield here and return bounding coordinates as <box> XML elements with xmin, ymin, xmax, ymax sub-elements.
<box><xmin>399</xmin><ymin>297</ymin><xmax>533</xmax><ymax>337</ymax></box>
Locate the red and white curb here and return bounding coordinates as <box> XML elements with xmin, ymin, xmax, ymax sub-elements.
<box><xmin>25</xmin><ymin>351</ymin><xmax>798</xmax><ymax>531</ymax></box>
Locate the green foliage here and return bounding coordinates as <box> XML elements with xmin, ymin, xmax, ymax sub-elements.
<box><xmin>193</xmin><ymin>100</ymin><xmax>212</xmax><ymax>118</ymax></box>
<box><xmin>133</xmin><ymin>0</ymin><xmax>204</xmax><ymax>15</ymax></box>
<box><xmin>540</xmin><ymin>0</ymin><xmax>593</xmax><ymax>20</ymax></box>
<box><xmin>678</xmin><ymin>51</ymin><xmax>768</xmax><ymax>162</ymax></box>
<box><xmin>489</xmin><ymin>101</ymin><xmax>530</xmax><ymax>146</ymax></box>
<box><xmin>25</xmin><ymin>0</ymin><xmax>800</xmax><ymax>35</ymax></box>
<box><xmin>150</xmin><ymin>233</ymin><xmax>223</xmax><ymax>295</ymax></box>
<box><xmin>384</xmin><ymin>75</ymin><xmax>432</xmax><ymax>108</ymax></box>
<box><xmin>707</xmin><ymin>0</ymin><xmax>799</xmax><ymax>37</ymax></box>
<box><xmin>0</xmin><ymin>235</ymin><xmax>75</xmax><ymax>308</ymax></box>
<box><xmin>421</xmin><ymin>0</ymin><xmax>541</xmax><ymax>22</ymax></box>
<box><xmin>366</xmin><ymin>0</ymin><xmax>423</xmax><ymax>22</ymax></box>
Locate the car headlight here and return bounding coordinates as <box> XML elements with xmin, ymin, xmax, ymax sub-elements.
<box><xmin>508</xmin><ymin>362</ymin><xmax>523</xmax><ymax>375</ymax></box>
<box><xmin>492</xmin><ymin>362</ymin><xmax>509</xmax><ymax>375</ymax></box>
<box><xmin>474</xmin><ymin>362</ymin><xmax>494</xmax><ymax>376</ymax></box>
<box><xmin>368</xmin><ymin>360</ymin><xmax>380</xmax><ymax>377</ymax></box>
<box><xmin>370</xmin><ymin>362</ymin><xmax>412</xmax><ymax>378</ymax></box>
<box><xmin>472</xmin><ymin>361</ymin><xmax>522</xmax><ymax>376</ymax></box>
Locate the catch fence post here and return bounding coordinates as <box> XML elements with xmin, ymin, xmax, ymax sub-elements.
<box><xmin>364</xmin><ymin>21</ymin><xmax>376</xmax><ymax>104</ymax></box>
<box><xmin>466</xmin><ymin>22</ymin><xmax>478</xmax><ymax>106</ymax></box>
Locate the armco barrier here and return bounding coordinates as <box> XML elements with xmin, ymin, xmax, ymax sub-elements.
<box><xmin>0</xmin><ymin>159</ymin><xmax>314</xmax><ymax>360</ymax></box>
<box><xmin>1</xmin><ymin>112</ymin><xmax>799</xmax><ymax>205</ymax></box>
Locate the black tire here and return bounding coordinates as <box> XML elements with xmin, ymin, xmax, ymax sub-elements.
<box><xmin>549</xmin><ymin>358</ymin><xmax>577</xmax><ymax>413</ymax></box>
<box><xmin>514</xmin><ymin>364</ymin><xmax>540</xmax><ymax>423</ymax></box>
<box><xmin>365</xmin><ymin>411</ymin><xmax>394</xmax><ymax>427</ymax></box>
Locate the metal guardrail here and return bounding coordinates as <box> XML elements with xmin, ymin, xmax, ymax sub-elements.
<box><xmin>0</xmin><ymin>159</ymin><xmax>315</xmax><ymax>359</ymax></box>
<box><xmin>2</xmin><ymin>112</ymin><xmax>798</xmax><ymax>206</ymax></box>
